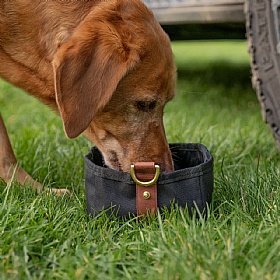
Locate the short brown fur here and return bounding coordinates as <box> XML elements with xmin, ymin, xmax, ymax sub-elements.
<box><xmin>0</xmin><ymin>0</ymin><xmax>176</xmax><ymax>194</ymax></box>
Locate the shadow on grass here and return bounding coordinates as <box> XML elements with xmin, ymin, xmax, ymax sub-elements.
<box><xmin>177</xmin><ymin>60</ymin><xmax>253</xmax><ymax>91</ymax></box>
<box><xmin>173</xmin><ymin>60</ymin><xmax>258</xmax><ymax>113</ymax></box>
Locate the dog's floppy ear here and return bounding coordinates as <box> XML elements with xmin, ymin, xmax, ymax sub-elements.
<box><xmin>53</xmin><ymin>15</ymin><xmax>140</xmax><ymax>138</ymax></box>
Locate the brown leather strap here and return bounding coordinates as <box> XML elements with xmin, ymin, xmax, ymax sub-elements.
<box><xmin>132</xmin><ymin>162</ymin><xmax>158</xmax><ymax>216</ymax></box>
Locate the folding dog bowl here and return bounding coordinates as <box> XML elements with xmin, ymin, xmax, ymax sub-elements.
<box><xmin>85</xmin><ymin>143</ymin><xmax>214</xmax><ymax>218</ymax></box>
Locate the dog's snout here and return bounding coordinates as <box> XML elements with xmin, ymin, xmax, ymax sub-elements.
<box><xmin>159</xmin><ymin>150</ymin><xmax>174</xmax><ymax>173</ymax></box>
<box><xmin>120</xmin><ymin>147</ymin><xmax>174</xmax><ymax>174</ymax></box>
<box><xmin>159</xmin><ymin>162</ymin><xmax>173</xmax><ymax>174</ymax></box>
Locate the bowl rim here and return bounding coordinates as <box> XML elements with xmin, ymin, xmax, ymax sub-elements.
<box><xmin>85</xmin><ymin>143</ymin><xmax>213</xmax><ymax>184</ymax></box>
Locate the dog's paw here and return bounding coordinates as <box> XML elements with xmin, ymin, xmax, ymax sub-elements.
<box><xmin>46</xmin><ymin>188</ymin><xmax>72</xmax><ymax>196</ymax></box>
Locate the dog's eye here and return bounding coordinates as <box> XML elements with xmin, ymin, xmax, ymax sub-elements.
<box><xmin>136</xmin><ymin>101</ymin><xmax>156</xmax><ymax>112</ymax></box>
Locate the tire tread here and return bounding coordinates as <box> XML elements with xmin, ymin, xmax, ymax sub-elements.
<box><xmin>245</xmin><ymin>0</ymin><xmax>280</xmax><ymax>146</ymax></box>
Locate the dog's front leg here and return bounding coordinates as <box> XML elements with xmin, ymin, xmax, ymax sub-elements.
<box><xmin>0</xmin><ymin>114</ymin><xmax>43</xmax><ymax>191</ymax></box>
<box><xmin>0</xmin><ymin>114</ymin><xmax>70</xmax><ymax>195</ymax></box>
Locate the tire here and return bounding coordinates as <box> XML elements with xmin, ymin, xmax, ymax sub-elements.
<box><xmin>245</xmin><ymin>0</ymin><xmax>280</xmax><ymax>148</ymax></box>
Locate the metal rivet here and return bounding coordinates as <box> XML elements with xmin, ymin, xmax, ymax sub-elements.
<box><xmin>143</xmin><ymin>191</ymin><xmax>151</xmax><ymax>199</ymax></box>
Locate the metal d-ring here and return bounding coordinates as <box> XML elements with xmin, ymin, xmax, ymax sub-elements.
<box><xmin>130</xmin><ymin>164</ymin><xmax>160</xmax><ymax>187</ymax></box>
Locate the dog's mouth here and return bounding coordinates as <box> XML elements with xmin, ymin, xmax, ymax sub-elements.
<box><xmin>106</xmin><ymin>150</ymin><xmax>123</xmax><ymax>171</ymax></box>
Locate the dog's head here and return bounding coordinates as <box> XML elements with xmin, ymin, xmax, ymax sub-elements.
<box><xmin>53</xmin><ymin>0</ymin><xmax>176</xmax><ymax>173</ymax></box>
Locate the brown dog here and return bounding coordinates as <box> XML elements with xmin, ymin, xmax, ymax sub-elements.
<box><xmin>0</xmin><ymin>0</ymin><xmax>176</xmax><ymax>194</ymax></box>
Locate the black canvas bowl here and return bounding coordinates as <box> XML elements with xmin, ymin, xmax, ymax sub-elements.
<box><xmin>85</xmin><ymin>143</ymin><xmax>214</xmax><ymax>218</ymax></box>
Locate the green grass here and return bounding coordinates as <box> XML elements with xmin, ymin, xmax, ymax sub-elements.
<box><xmin>1</xmin><ymin>40</ymin><xmax>280</xmax><ymax>279</ymax></box>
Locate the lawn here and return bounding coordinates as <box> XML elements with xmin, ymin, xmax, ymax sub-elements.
<box><xmin>0</xmin><ymin>40</ymin><xmax>279</xmax><ymax>279</ymax></box>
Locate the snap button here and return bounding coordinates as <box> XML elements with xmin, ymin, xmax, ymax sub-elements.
<box><xmin>143</xmin><ymin>191</ymin><xmax>151</xmax><ymax>199</ymax></box>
